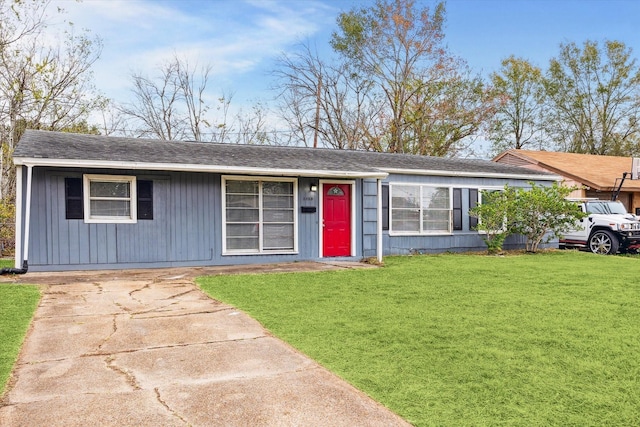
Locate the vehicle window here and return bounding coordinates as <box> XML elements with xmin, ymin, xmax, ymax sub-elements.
<box><xmin>586</xmin><ymin>201</ymin><xmax>627</xmax><ymax>214</ymax></box>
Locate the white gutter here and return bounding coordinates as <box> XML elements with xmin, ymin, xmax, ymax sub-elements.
<box><xmin>13</xmin><ymin>157</ymin><xmax>389</xmax><ymax>180</ymax></box>
<box><xmin>381</xmin><ymin>167</ymin><xmax>561</xmax><ymax>181</ymax></box>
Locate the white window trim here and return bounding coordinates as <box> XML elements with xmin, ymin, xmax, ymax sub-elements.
<box><xmin>222</xmin><ymin>176</ymin><xmax>298</xmax><ymax>255</ymax></box>
<box><xmin>318</xmin><ymin>180</ymin><xmax>357</xmax><ymax>257</ymax></box>
<box><xmin>389</xmin><ymin>183</ymin><xmax>453</xmax><ymax>236</ymax></box>
<box><xmin>83</xmin><ymin>174</ymin><xmax>137</xmax><ymax>224</ymax></box>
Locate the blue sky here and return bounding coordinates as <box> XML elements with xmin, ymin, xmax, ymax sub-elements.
<box><xmin>51</xmin><ymin>0</ymin><xmax>640</xmax><ymax>121</ymax></box>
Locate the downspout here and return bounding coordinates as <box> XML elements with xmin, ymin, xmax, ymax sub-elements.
<box><xmin>2</xmin><ymin>164</ymin><xmax>31</xmax><ymax>274</ymax></box>
<box><xmin>377</xmin><ymin>178</ymin><xmax>383</xmax><ymax>263</ymax></box>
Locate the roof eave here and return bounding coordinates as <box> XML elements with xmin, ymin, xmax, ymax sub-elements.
<box><xmin>381</xmin><ymin>167</ymin><xmax>560</xmax><ymax>181</ymax></box>
<box><xmin>13</xmin><ymin>157</ymin><xmax>389</xmax><ymax>179</ymax></box>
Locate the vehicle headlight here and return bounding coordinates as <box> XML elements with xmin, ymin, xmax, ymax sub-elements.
<box><xmin>619</xmin><ymin>223</ymin><xmax>630</xmax><ymax>231</ymax></box>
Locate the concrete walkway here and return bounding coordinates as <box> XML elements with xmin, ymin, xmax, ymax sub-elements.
<box><xmin>0</xmin><ymin>263</ymin><xmax>410</xmax><ymax>426</ymax></box>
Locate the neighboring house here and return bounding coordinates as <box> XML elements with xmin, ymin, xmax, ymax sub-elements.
<box><xmin>12</xmin><ymin>130</ymin><xmax>556</xmax><ymax>272</ymax></box>
<box><xmin>494</xmin><ymin>149</ymin><xmax>640</xmax><ymax>214</ymax></box>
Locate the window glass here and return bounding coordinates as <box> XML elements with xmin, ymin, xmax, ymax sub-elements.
<box><xmin>390</xmin><ymin>184</ymin><xmax>451</xmax><ymax>234</ymax></box>
<box><xmin>84</xmin><ymin>175</ymin><xmax>136</xmax><ymax>223</ymax></box>
<box><xmin>90</xmin><ymin>200</ymin><xmax>131</xmax><ymax>217</ymax></box>
<box><xmin>90</xmin><ymin>181</ymin><xmax>130</xmax><ymax>198</ymax></box>
<box><xmin>224</xmin><ymin>178</ymin><xmax>296</xmax><ymax>253</ymax></box>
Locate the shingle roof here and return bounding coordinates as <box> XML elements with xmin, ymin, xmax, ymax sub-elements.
<box><xmin>14</xmin><ymin>130</ymin><xmax>555</xmax><ymax>180</ymax></box>
<box><xmin>493</xmin><ymin>149</ymin><xmax>640</xmax><ymax>191</ymax></box>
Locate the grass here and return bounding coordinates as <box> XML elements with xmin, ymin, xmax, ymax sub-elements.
<box><xmin>0</xmin><ymin>283</ymin><xmax>40</xmax><ymax>395</ymax></box>
<box><xmin>0</xmin><ymin>258</ymin><xmax>13</xmax><ymax>269</ymax></box>
<box><xmin>197</xmin><ymin>251</ymin><xmax>640</xmax><ymax>426</ymax></box>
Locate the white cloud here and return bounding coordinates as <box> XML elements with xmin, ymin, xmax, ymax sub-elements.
<box><xmin>48</xmin><ymin>0</ymin><xmax>336</xmax><ymax>106</ymax></box>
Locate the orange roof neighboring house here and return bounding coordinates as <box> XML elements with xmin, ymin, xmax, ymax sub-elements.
<box><xmin>493</xmin><ymin>150</ymin><xmax>640</xmax><ymax>192</ymax></box>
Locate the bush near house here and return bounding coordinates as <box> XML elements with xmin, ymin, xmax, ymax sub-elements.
<box><xmin>0</xmin><ymin>201</ymin><xmax>15</xmax><ymax>257</ymax></box>
<box><xmin>470</xmin><ymin>182</ymin><xmax>584</xmax><ymax>253</ymax></box>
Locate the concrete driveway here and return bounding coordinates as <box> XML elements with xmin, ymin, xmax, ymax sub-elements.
<box><xmin>0</xmin><ymin>262</ymin><xmax>410</xmax><ymax>426</ymax></box>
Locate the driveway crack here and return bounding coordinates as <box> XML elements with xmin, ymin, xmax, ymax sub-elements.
<box><xmin>105</xmin><ymin>355</ymin><xmax>141</xmax><ymax>390</ymax></box>
<box><xmin>129</xmin><ymin>282</ymin><xmax>151</xmax><ymax>303</ymax></box>
<box><xmin>97</xmin><ymin>314</ymin><xmax>118</xmax><ymax>351</ymax></box>
<box><xmin>155</xmin><ymin>387</ymin><xmax>189</xmax><ymax>425</ymax></box>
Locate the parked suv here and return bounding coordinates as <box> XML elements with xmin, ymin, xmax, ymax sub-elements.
<box><xmin>560</xmin><ymin>199</ymin><xmax>640</xmax><ymax>254</ymax></box>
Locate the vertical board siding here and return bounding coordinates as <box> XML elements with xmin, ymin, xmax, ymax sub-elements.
<box><xmin>362</xmin><ymin>179</ymin><xmax>379</xmax><ymax>258</ymax></box>
<box><xmin>24</xmin><ymin>167</ymin><xmax>552</xmax><ymax>271</ymax></box>
<box><xmin>116</xmin><ymin>178</ymin><xmax>170</xmax><ymax>263</ymax></box>
<box><xmin>381</xmin><ymin>174</ymin><xmax>555</xmax><ymax>255</ymax></box>
<box><xmin>168</xmin><ymin>172</ymin><xmax>215</xmax><ymax>262</ymax></box>
<box><xmin>298</xmin><ymin>177</ymin><xmax>320</xmax><ymax>258</ymax></box>
<box><xmin>29</xmin><ymin>170</ymin><xmax>218</xmax><ymax>268</ymax></box>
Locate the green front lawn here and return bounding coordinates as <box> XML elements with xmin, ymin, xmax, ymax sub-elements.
<box><xmin>0</xmin><ymin>284</ymin><xmax>40</xmax><ymax>395</ymax></box>
<box><xmin>198</xmin><ymin>252</ymin><xmax>640</xmax><ymax>426</ymax></box>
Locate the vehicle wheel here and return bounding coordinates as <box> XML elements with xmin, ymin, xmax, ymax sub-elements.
<box><xmin>588</xmin><ymin>230</ymin><xmax>619</xmax><ymax>255</ymax></box>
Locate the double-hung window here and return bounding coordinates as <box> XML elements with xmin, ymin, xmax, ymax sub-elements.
<box><xmin>390</xmin><ymin>184</ymin><xmax>451</xmax><ymax>234</ymax></box>
<box><xmin>223</xmin><ymin>177</ymin><xmax>297</xmax><ymax>254</ymax></box>
<box><xmin>83</xmin><ymin>174</ymin><xmax>137</xmax><ymax>223</ymax></box>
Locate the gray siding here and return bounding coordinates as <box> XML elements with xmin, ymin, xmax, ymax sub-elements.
<box><xmin>25</xmin><ymin>169</ymin><xmax>344</xmax><ymax>271</ymax></box>
<box><xmin>23</xmin><ymin>167</ymin><xmax>553</xmax><ymax>272</ymax></box>
<box><xmin>362</xmin><ymin>173</ymin><xmax>556</xmax><ymax>256</ymax></box>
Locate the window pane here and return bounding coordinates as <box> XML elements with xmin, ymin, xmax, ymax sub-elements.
<box><xmin>90</xmin><ymin>200</ymin><xmax>131</xmax><ymax>217</ymax></box>
<box><xmin>226</xmin><ymin>208</ymin><xmax>259</xmax><ymax>222</ymax></box>
<box><xmin>263</xmin><ymin>181</ymin><xmax>292</xmax><ymax>195</ymax></box>
<box><xmin>226</xmin><ymin>223</ymin><xmax>259</xmax><ymax>237</ymax></box>
<box><xmin>392</xmin><ymin>209</ymin><xmax>420</xmax><ymax>232</ymax></box>
<box><xmin>226</xmin><ymin>194</ymin><xmax>259</xmax><ymax>208</ymax></box>
<box><xmin>392</xmin><ymin>186</ymin><xmax>419</xmax><ymax>208</ymax></box>
<box><xmin>392</xmin><ymin>219</ymin><xmax>420</xmax><ymax>232</ymax></box>
<box><xmin>423</xmin><ymin>210</ymin><xmax>450</xmax><ymax>231</ymax></box>
<box><xmin>422</xmin><ymin>187</ymin><xmax>449</xmax><ymax>209</ymax></box>
<box><xmin>226</xmin><ymin>180</ymin><xmax>258</xmax><ymax>194</ymax></box>
<box><xmin>263</xmin><ymin>209</ymin><xmax>294</xmax><ymax>222</ymax></box>
<box><xmin>226</xmin><ymin>237</ymin><xmax>259</xmax><ymax>250</ymax></box>
<box><xmin>263</xmin><ymin>224</ymin><xmax>294</xmax><ymax>250</ymax></box>
<box><xmin>90</xmin><ymin>181</ymin><xmax>130</xmax><ymax>198</ymax></box>
<box><xmin>263</xmin><ymin>195</ymin><xmax>293</xmax><ymax>208</ymax></box>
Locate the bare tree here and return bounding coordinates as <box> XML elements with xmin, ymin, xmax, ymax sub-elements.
<box><xmin>0</xmin><ymin>0</ymin><xmax>48</xmax><ymax>49</ymax></box>
<box><xmin>120</xmin><ymin>56</ymin><xmax>236</xmax><ymax>142</ymax></box>
<box><xmin>273</xmin><ymin>42</ymin><xmax>380</xmax><ymax>150</ymax></box>
<box><xmin>177</xmin><ymin>60</ymin><xmax>212</xmax><ymax>142</ymax></box>
<box><xmin>233</xmin><ymin>102</ymin><xmax>270</xmax><ymax>145</ymax></box>
<box><xmin>120</xmin><ymin>59</ymin><xmax>185</xmax><ymax>140</ymax></box>
<box><xmin>274</xmin><ymin>0</ymin><xmax>498</xmax><ymax>156</ymax></box>
<box><xmin>0</xmin><ymin>1</ymin><xmax>103</xmax><ymax>200</ymax></box>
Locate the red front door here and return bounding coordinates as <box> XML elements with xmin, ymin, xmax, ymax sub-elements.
<box><xmin>322</xmin><ymin>183</ymin><xmax>351</xmax><ymax>257</ymax></box>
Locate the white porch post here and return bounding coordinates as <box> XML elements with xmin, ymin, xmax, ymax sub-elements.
<box><xmin>14</xmin><ymin>165</ymin><xmax>33</xmax><ymax>268</ymax></box>
<box><xmin>377</xmin><ymin>178</ymin><xmax>383</xmax><ymax>263</ymax></box>
<box><xmin>23</xmin><ymin>165</ymin><xmax>33</xmax><ymax>265</ymax></box>
<box><xmin>14</xmin><ymin>165</ymin><xmax>22</xmax><ymax>268</ymax></box>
